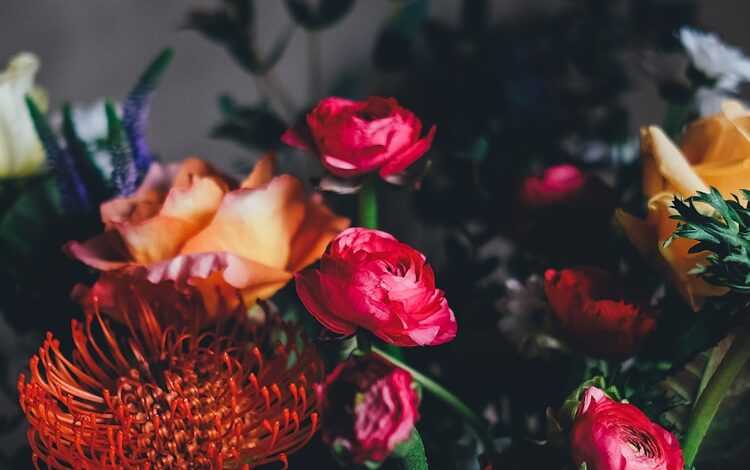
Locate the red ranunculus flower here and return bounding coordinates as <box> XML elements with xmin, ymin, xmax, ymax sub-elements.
<box><xmin>317</xmin><ymin>354</ymin><xmax>419</xmax><ymax>464</ymax></box>
<box><xmin>519</xmin><ymin>164</ymin><xmax>587</xmax><ymax>207</ymax></box>
<box><xmin>282</xmin><ymin>96</ymin><xmax>436</xmax><ymax>179</ymax></box>
<box><xmin>544</xmin><ymin>267</ymin><xmax>656</xmax><ymax>359</ymax></box>
<box><xmin>295</xmin><ymin>228</ymin><xmax>456</xmax><ymax>346</ymax></box>
<box><xmin>571</xmin><ymin>387</ymin><xmax>684</xmax><ymax>470</ymax></box>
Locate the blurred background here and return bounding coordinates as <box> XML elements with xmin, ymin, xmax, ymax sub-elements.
<box><xmin>0</xmin><ymin>0</ymin><xmax>748</xmax><ymax>169</ymax></box>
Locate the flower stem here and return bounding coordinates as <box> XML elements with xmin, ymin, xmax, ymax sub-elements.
<box><xmin>358</xmin><ymin>177</ymin><xmax>379</xmax><ymax>229</ymax></box>
<box><xmin>395</xmin><ymin>429</ymin><xmax>429</xmax><ymax>470</ymax></box>
<box><xmin>373</xmin><ymin>346</ymin><xmax>494</xmax><ymax>452</ymax></box>
<box><xmin>682</xmin><ymin>324</ymin><xmax>750</xmax><ymax>468</ymax></box>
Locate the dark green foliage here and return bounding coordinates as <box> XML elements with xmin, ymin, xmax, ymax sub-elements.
<box><xmin>670</xmin><ymin>188</ymin><xmax>750</xmax><ymax>292</ymax></box>
<box><xmin>284</xmin><ymin>0</ymin><xmax>355</xmax><ymax>30</ymax></box>
<box><xmin>187</xmin><ymin>0</ymin><xmax>293</xmax><ymax>74</ymax></box>
<box><xmin>212</xmin><ymin>95</ymin><xmax>287</xmax><ymax>151</ymax></box>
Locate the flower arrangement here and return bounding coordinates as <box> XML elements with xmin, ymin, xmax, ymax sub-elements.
<box><xmin>4</xmin><ymin>1</ymin><xmax>750</xmax><ymax>469</ymax></box>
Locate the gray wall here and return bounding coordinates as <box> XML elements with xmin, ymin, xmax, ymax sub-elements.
<box><xmin>1</xmin><ymin>1</ymin><xmax>749</xmax><ymax>171</ymax></box>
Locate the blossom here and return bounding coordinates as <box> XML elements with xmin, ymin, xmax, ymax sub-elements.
<box><xmin>18</xmin><ymin>279</ymin><xmax>323</xmax><ymax>469</ymax></box>
<box><xmin>66</xmin><ymin>154</ymin><xmax>349</xmax><ymax>314</ymax></box>
<box><xmin>317</xmin><ymin>354</ymin><xmax>419</xmax><ymax>464</ymax></box>
<box><xmin>519</xmin><ymin>164</ymin><xmax>587</xmax><ymax>207</ymax></box>
<box><xmin>544</xmin><ymin>267</ymin><xmax>656</xmax><ymax>359</ymax></box>
<box><xmin>615</xmin><ymin>101</ymin><xmax>750</xmax><ymax>309</ymax></box>
<box><xmin>296</xmin><ymin>227</ymin><xmax>457</xmax><ymax>346</ymax></box>
<box><xmin>0</xmin><ymin>52</ymin><xmax>48</xmax><ymax>178</ymax></box>
<box><xmin>680</xmin><ymin>27</ymin><xmax>750</xmax><ymax>92</ymax></box>
<box><xmin>571</xmin><ymin>387</ymin><xmax>684</xmax><ymax>470</ymax></box>
<box><xmin>497</xmin><ymin>274</ymin><xmax>564</xmax><ymax>357</ymax></box>
<box><xmin>282</xmin><ymin>96</ymin><xmax>436</xmax><ymax>180</ymax></box>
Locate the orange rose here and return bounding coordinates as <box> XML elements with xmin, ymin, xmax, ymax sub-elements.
<box><xmin>615</xmin><ymin>101</ymin><xmax>750</xmax><ymax>309</ymax></box>
<box><xmin>67</xmin><ymin>154</ymin><xmax>350</xmax><ymax>314</ymax></box>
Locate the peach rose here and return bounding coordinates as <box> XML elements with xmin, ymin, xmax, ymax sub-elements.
<box><xmin>615</xmin><ymin>101</ymin><xmax>750</xmax><ymax>309</ymax></box>
<box><xmin>67</xmin><ymin>154</ymin><xmax>350</xmax><ymax>314</ymax></box>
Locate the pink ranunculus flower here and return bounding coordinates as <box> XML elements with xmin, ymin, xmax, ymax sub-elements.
<box><xmin>317</xmin><ymin>354</ymin><xmax>420</xmax><ymax>464</ymax></box>
<box><xmin>295</xmin><ymin>227</ymin><xmax>457</xmax><ymax>346</ymax></box>
<box><xmin>282</xmin><ymin>96</ymin><xmax>436</xmax><ymax>179</ymax></box>
<box><xmin>519</xmin><ymin>164</ymin><xmax>587</xmax><ymax>207</ymax></box>
<box><xmin>571</xmin><ymin>387</ymin><xmax>684</xmax><ymax>470</ymax></box>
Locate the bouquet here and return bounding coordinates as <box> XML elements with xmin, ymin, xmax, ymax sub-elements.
<box><xmin>3</xmin><ymin>1</ymin><xmax>750</xmax><ymax>469</ymax></box>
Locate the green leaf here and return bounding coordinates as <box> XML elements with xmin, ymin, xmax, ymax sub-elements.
<box><xmin>670</xmin><ymin>189</ymin><xmax>750</xmax><ymax>292</ymax></box>
<box><xmin>284</xmin><ymin>0</ymin><xmax>355</xmax><ymax>30</ymax></box>
<box><xmin>373</xmin><ymin>0</ymin><xmax>429</xmax><ymax>70</ymax></box>
<box><xmin>391</xmin><ymin>429</ymin><xmax>429</xmax><ymax>470</ymax></box>
<box><xmin>187</xmin><ymin>0</ymin><xmax>293</xmax><ymax>74</ymax></box>
<box><xmin>212</xmin><ymin>95</ymin><xmax>287</xmax><ymax>151</ymax></box>
<box><xmin>0</xmin><ymin>175</ymin><xmax>61</xmax><ymax>259</ymax></box>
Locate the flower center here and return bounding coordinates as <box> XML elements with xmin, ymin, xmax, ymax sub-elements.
<box><xmin>622</xmin><ymin>425</ymin><xmax>661</xmax><ymax>459</ymax></box>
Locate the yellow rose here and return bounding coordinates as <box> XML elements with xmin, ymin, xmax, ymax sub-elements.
<box><xmin>615</xmin><ymin>101</ymin><xmax>750</xmax><ymax>310</ymax></box>
<box><xmin>0</xmin><ymin>52</ymin><xmax>48</xmax><ymax>178</ymax></box>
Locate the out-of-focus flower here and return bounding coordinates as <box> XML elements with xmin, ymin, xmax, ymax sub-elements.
<box><xmin>0</xmin><ymin>52</ymin><xmax>47</xmax><ymax>178</ymax></box>
<box><xmin>679</xmin><ymin>28</ymin><xmax>750</xmax><ymax>116</ymax></box>
<box><xmin>519</xmin><ymin>164</ymin><xmax>586</xmax><ymax>207</ymax></box>
<box><xmin>282</xmin><ymin>96</ymin><xmax>436</xmax><ymax>180</ymax></box>
<box><xmin>317</xmin><ymin>354</ymin><xmax>419</xmax><ymax>464</ymax></box>
<box><xmin>680</xmin><ymin>27</ymin><xmax>750</xmax><ymax>92</ymax></box>
<box><xmin>615</xmin><ymin>102</ymin><xmax>750</xmax><ymax>309</ymax></box>
<box><xmin>571</xmin><ymin>387</ymin><xmax>684</xmax><ymax>470</ymax></box>
<box><xmin>18</xmin><ymin>279</ymin><xmax>323</xmax><ymax>469</ymax></box>
<box><xmin>497</xmin><ymin>275</ymin><xmax>563</xmax><ymax>357</ymax></box>
<box><xmin>66</xmin><ymin>154</ymin><xmax>349</xmax><ymax>315</ymax></box>
<box><xmin>512</xmin><ymin>164</ymin><xmax>615</xmax><ymax>265</ymax></box>
<box><xmin>544</xmin><ymin>267</ymin><xmax>656</xmax><ymax>359</ymax></box>
<box><xmin>296</xmin><ymin>227</ymin><xmax>456</xmax><ymax>346</ymax></box>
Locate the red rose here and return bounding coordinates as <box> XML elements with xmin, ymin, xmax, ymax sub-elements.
<box><xmin>295</xmin><ymin>228</ymin><xmax>457</xmax><ymax>346</ymax></box>
<box><xmin>519</xmin><ymin>164</ymin><xmax>587</xmax><ymax>207</ymax></box>
<box><xmin>282</xmin><ymin>96</ymin><xmax>436</xmax><ymax>178</ymax></box>
<box><xmin>571</xmin><ymin>387</ymin><xmax>684</xmax><ymax>470</ymax></box>
<box><xmin>544</xmin><ymin>267</ymin><xmax>656</xmax><ymax>359</ymax></box>
<box><xmin>317</xmin><ymin>354</ymin><xmax>420</xmax><ymax>464</ymax></box>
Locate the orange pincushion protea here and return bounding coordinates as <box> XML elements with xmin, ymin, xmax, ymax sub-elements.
<box><xmin>17</xmin><ymin>283</ymin><xmax>323</xmax><ymax>469</ymax></box>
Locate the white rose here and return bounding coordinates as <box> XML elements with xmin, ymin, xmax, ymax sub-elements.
<box><xmin>0</xmin><ymin>52</ymin><xmax>48</xmax><ymax>178</ymax></box>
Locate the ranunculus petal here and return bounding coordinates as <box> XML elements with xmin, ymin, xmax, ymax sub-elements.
<box><xmin>379</xmin><ymin>125</ymin><xmax>436</xmax><ymax>177</ymax></box>
<box><xmin>295</xmin><ymin>228</ymin><xmax>456</xmax><ymax>346</ymax></box>
<box><xmin>295</xmin><ymin>271</ymin><xmax>357</xmax><ymax>336</ymax></box>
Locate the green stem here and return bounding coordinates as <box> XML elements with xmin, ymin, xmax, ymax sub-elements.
<box><xmin>395</xmin><ymin>429</ymin><xmax>429</xmax><ymax>470</ymax></box>
<box><xmin>358</xmin><ymin>178</ymin><xmax>378</xmax><ymax>229</ymax></box>
<box><xmin>373</xmin><ymin>346</ymin><xmax>494</xmax><ymax>452</ymax></box>
<box><xmin>682</xmin><ymin>325</ymin><xmax>750</xmax><ymax>468</ymax></box>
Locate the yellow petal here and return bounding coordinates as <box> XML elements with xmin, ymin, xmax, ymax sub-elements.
<box><xmin>241</xmin><ymin>153</ymin><xmax>277</xmax><ymax>189</ymax></box>
<box><xmin>642</xmin><ymin>126</ymin><xmax>709</xmax><ymax>197</ymax></box>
